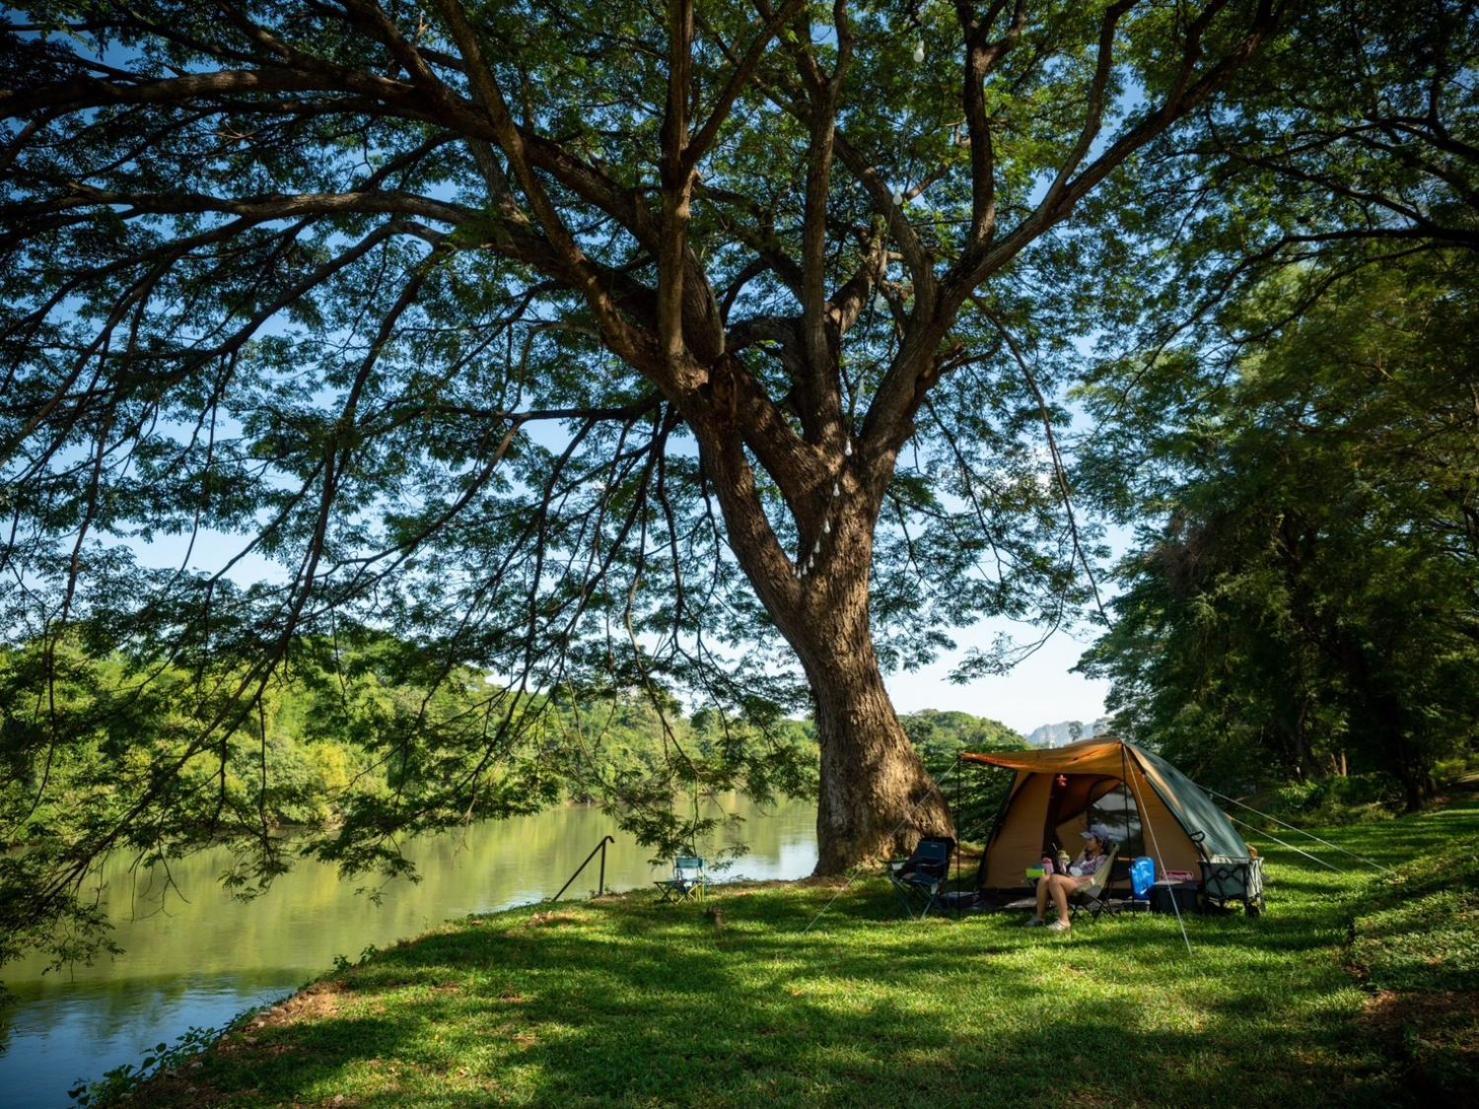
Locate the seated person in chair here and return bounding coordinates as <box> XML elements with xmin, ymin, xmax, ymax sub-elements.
<box><xmin>1026</xmin><ymin>826</ymin><xmax>1113</xmax><ymax>933</ymax></box>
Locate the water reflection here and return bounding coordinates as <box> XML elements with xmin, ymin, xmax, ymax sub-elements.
<box><xmin>0</xmin><ymin>795</ymin><xmax>817</xmax><ymax>1108</ymax></box>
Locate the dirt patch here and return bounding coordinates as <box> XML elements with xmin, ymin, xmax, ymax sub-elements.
<box><xmin>124</xmin><ymin>1073</ymin><xmax>209</xmax><ymax>1105</ymax></box>
<box><xmin>1362</xmin><ymin>988</ymin><xmax>1479</xmax><ymax>1042</ymax></box>
<box><xmin>250</xmin><ymin>980</ymin><xmax>348</xmax><ymax>1031</ymax></box>
<box><xmin>524</xmin><ymin>910</ymin><xmax>582</xmax><ymax>927</ymax></box>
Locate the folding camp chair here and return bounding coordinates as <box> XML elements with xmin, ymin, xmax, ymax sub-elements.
<box><xmin>888</xmin><ymin>836</ymin><xmax>956</xmax><ymax>919</ymax></box>
<box><xmin>1069</xmin><ymin>845</ymin><xmax>1120</xmax><ymax>922</ymax></box>
<box><xmin>655</xmin><ymin>855</ymin><xmax>707</xmax><ymax>903</ymax></box>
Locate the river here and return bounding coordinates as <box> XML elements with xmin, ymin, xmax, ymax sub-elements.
<box><xmin>0</xmin><ymin>796</ymin><xmax>818</xmax><ymax>1107</ymax></box>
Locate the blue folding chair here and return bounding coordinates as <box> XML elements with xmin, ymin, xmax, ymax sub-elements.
<box><xmin>655</xmin><ymin>855</ymin><xmax>707</xmax><ymax>902</ymax></box>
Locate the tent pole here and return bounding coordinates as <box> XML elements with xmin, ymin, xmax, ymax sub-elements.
<box><xmin>1125</xmin><ymin>748</ymin><xmax>1193</xmax><ymax>955</ymax></box>
<box><xmin>1120</xmin><ymin>742</ymin><xmax>1133</xmax><ymax>856</ymax></box>
<box><xmin>953</xmin><ymin>753</ymin><xmax>961</xmax><ymax>915</ymax></box>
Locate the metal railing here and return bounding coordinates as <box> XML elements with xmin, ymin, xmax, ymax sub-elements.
<box><xmin>551</xmin><ymin>835</ymin><xmax>615</xmax><ymax>902</ymax></box>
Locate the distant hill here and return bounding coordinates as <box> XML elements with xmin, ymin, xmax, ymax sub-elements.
<box><xmin>1026</xmin><ymin>717</ymin><xmax>1110</xmax><ymax>749</ymax></box>
<box><xmin>899</xmin><ymin>709</ymin><xmax>1026</xmax><ymax>756</ymax></box>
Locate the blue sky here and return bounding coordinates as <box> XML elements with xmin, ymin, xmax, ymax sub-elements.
<box><xmin>887</xmin><ymin>616</ymin><xmax>1110</xmax><ymax>735</ymax></box>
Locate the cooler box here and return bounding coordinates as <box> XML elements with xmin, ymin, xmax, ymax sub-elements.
<box><xmin>1149</xmin><ymin>880</ymin><xmax>1199</xmax><ymax>914</ymax></box>
<box><xmin>1129</xmin><ymin>856</ymin><xmax>1156</xmax><ymax>900</ymax></box>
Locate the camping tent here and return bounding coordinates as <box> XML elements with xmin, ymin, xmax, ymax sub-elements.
<box><xmin>962</xmin><ymin>737</ymin><xmax>1263</xmax><ymax>910</ymax></box>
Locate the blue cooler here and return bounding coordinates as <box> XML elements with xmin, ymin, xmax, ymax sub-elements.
<box><xmin>1129</xmin><ymin>856</ymin><xmax>1156</xmax><ymax>902</ymax></box>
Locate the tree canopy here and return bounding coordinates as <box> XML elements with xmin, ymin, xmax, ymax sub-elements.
<box><xmin>1062</xmin><ymin>0</ymin><xmax>1478</xmax><ymax>805</ymax></box>
<box><xmin>21</xmin><ymin>0</ymin><xmax>1479</xmax><ymax>966</ymax></box>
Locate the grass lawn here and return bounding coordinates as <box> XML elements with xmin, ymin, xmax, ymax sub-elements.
<box><xmin>128</xmin><ymin>797</ymin><xmax>1477</xmax><ymax>1107</ymax></box>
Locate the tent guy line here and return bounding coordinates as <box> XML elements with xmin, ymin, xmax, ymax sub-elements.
<box><xmin>1206</xmin><ymin>788</ymin><xmax>1395</xmax><ymax>874</ymax></box>
<box><xmin>1223</xmin><ymin>812</ymin><xmax>1345</xmax><ymax>874</ymax></box>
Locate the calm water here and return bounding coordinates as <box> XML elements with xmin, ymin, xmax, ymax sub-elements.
<box><xmin>0</xmin><ymin>796</ymin><xmax>818</xmax><ymax>1108</ymax></box>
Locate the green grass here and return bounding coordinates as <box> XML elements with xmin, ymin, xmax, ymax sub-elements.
<box><xmin>127</xmin><ymin>798</ymin><xmax>1477</xmax><ymax>1107</ymax></box>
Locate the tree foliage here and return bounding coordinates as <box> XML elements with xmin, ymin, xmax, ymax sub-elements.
<box><xmin>0</xmin><ymin>631</ymin><xmax>815</xmax><ymax>966</ymax></box>
<box><xmin>0</xmin><ymin>0</ymin><xmax>1296</xmax><ymax>956</ymax></box>
<box><xmin>1078</xmin><ymin>255</ymin><xmax>1479</xmax><ymax>804</ymax></box>
<box><xmin>899</xmin><ymin>708</ymin><xmax>1026</xmax><ymax>840</ymax></box>
<box><xmin>1079</xmin><ymin>0</ymin><xmax>1478</xmax><ymax>375</ymax></box>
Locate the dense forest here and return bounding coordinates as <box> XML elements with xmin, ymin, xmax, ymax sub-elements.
<box><xmin>1078</xmin><ymin>257</ymin><xmax>1477</xmax><ymax>812</ymax></box>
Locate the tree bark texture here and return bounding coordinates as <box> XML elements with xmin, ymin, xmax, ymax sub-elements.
<box><xmin>795</xmin><ymin>519</ymin><xmax>952</xmax><ymax>871</ymax></box>
<box><xmin>692</xmin><ymin>422</ymin><xmax>954</xmax><ymax>872</ymax></box>
<box><xmin>804</xmin><ymin>622</ymin><xmax>954</xmax><ymax>873</ymax></box>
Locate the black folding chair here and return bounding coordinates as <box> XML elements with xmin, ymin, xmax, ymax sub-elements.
<box><xmin>888</xmin><ymin>836</ymin><xmax>956</xmax><ymax>919</ymax></box>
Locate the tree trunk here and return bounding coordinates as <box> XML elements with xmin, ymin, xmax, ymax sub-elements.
<box><xmin>686</xmin><ymin>376</ymin><xmax>953</xmax><ymax>875</ymax></box>
<box><xmin>803</xmin><ymin>635</ymin><xmax>954</xmax><ymax>873</ymax></box>
<box><xmin>787</xmin><ymin>521</ymin><xmax>953</xmax><ymax>873</ymax></box>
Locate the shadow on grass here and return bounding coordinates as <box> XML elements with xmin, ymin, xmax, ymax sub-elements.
<box><xmin>139</xmin><ymin>800</ymin><xmax>1476</xmax><ymax>1107</ymax></box>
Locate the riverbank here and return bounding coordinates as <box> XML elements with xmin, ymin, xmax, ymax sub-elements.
<box><xmin>1</xmin><ymin>797</ymin><xmax>818</xmax><ymax>1108</ymax></box>
<box><xmin>114</xmin><ymin>799</ymin><xmax>1475</xmax><ymax>1107</ymax></box>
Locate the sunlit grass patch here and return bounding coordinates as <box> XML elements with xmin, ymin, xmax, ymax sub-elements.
<box><xmin>113</xmin><ymin>798</ymin><xmax>1477</xmax><ymax>1107</ymax></box>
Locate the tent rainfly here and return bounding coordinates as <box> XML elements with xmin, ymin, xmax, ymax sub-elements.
<box><xmin>962</xmin><ymin>737</ymin><xmax>1265</xmax><ymax>913</ymax></box>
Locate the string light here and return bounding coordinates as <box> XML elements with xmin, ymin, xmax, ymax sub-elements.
<box><xmin>913</xmin><ymin>39</ymin><xmax>925</xmax><ymax>64</ymax></box>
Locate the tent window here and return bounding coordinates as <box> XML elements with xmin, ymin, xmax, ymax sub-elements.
<box><xmin>1088</xmin><ymin>785</ymin><xmax>1144</xmax><ymax>857</ymax></box>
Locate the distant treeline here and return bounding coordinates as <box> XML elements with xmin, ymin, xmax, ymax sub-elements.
<box><xmin>0</xmin><ymin>633</ymin><xmax>1024</xmax><ymax>856</ymax></box>
<box><xmin>0</xmin><ymin>634</ymin><xmax>810</xmax><ymax>842</ymax></box>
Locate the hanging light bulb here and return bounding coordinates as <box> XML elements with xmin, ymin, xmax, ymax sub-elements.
<box><xmin>892</xmin><ymin>190</ymin><xmax>905</xmax><ymax>207</ymax></box>
<box><xmin>832</xmin><ymin>481</ymin><xmax>841</xmax><ymax>498</ymax></box>
<box><xmin>913</xmin><ymin>39</ymin><xmax>925</xmax><ymax>64</ymax></box>
<box><xmin>843</xmin><ymin>438</ymin><xmax>853</xmax><ymax>457</ymax></box>
<box><xmin>823</xmin><ymin>518</ymin><xmax>832</xmax><ymax>535</ymax></box>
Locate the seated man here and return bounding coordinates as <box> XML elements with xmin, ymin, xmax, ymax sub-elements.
<box><xmin>1025</xmin><ymin>826</ymin><xmax>1113</xmax><ymax>933</ymax></box>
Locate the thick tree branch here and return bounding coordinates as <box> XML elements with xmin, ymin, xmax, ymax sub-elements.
<box><xmin>955</xmin><ymin>0</ymin><xmax>1027</xmax><ymax>255</ymax></box>
<box><xmin>432</xmin><ymin>0</ymin><xmax>663</xmax><ymax>378</ymax></box>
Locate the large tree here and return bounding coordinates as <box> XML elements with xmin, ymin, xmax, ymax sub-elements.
<box><xmin>0</xmin><ymin>0</ymin><xmax>1288</xmax><ymax>952</ymax></box>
